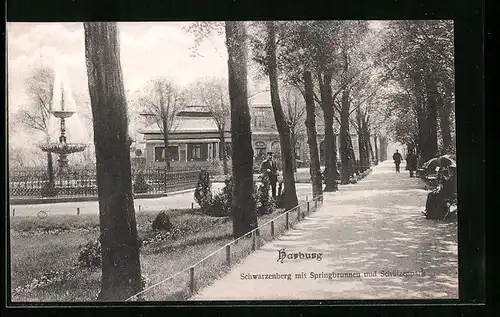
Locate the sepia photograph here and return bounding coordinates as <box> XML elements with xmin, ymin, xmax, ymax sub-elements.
<box><xmin>7</xmin><ymin>20</ymin><xmax>458</xmax><ymax>302</ymax></box>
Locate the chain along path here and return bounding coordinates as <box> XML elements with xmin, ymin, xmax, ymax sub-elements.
<box><xmin>191</xmin><ymin>160</ymin><xmax>458</xmax><ymax>300</ymax></box>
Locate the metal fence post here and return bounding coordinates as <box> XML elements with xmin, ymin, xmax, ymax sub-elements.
<box><xmin>225</xmin><ymin>244</ymin><xmax>231</xmax><ymax>266</ymax></box>
<box><xmin>189</xmin><ymin>267</ymin><xmax>195</xmax><ymax>294</ymax></box>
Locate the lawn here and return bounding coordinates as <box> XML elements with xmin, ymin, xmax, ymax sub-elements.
<box><xmin>9</xmin><ymin>206</ymin><xmax>289</xmax><ymax>302</ymax></box>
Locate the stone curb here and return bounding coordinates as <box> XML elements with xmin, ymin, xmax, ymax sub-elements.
<box><xmin>9</xmin><ymin>187</ymin><xmax>196</xmax><ymax>206</ymax></box>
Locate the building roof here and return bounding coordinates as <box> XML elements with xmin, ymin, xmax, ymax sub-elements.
<box><xmin>140</xmin><ymin>115</ymin><xmax>222</xmax><ymax>134</ymax></box>
<box><xmin>248</xmin><ymin>90</ymin><xmax>272</xmax><ymax>107</ymax></box>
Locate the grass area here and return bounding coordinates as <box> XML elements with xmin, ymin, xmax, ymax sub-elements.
<box><xmin>10</xmin><ymin>206</ymin><xmax>289</xmax><ymax>302</ymax></box>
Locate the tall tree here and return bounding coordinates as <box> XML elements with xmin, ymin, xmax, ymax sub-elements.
<box><xmin>250</xmin><ymin>20</ymin><xmax>299</xmax><ymax>209</ymax></box>
<box><xmin>225</xmin><ymin>21</ymin><xmax>258</xmax><ymax>238</ymax></box>
<box><xmin>306</xmin><ymin>21</ymin><xmax>342</xmax><ymax>192</ymax></box>
<box><xmin>276</xmin><ymin>21</ymin><xmax>325</xmax><ymax>194</ymax></box>
<box><xmin>189</xmin><ymin>77</ymin><xmax>231</xmax><ymax>174</ymax></box>
<box><xmin>303</xmin><ymin>71</ymin><xmax>323</xmax><ymax>197</ymax></box>
<box><xmin>83</xmin><ymin>22</ymin><xmax>142</xmax><ymax>301</ymax></box>
<box><xmin>136</xmin><ymin>77</ymin><xmax>183</xmax><ymax>168</ymax></box>
<box><xmin>380</xmin><ymin>20</ymin><xmax>454</xmax><ymax>161</ymax></box>
<box><xmin>15</xmin><ymin>66</ymin><xmax>55</xmax><ymax>183</ymax></box>
<box><xmin>281</xmin><ymin>85</ymin><xmax>306</xmax><ymax>170</ymax></box>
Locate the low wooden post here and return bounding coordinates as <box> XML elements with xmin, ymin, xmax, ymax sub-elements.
<box><xmin>77</xmin><ymin>207</ymin><xmax>80</xmax><ymax>216</ymax></box>
<box><xmin>191</xmin><ymin>202</ymin><xmax>194</xmax><ymax>209</ymax></box>
<box><xmin>225</xmin><ymin>244</ymin><xmax>231</xmax><ymax>266</ymax></box>
<box><xmin>139</xmin><ymin>205</ymin><xmax>142</xmax><ymax>212</ymax></box>
<box><xmin>314</xmin><ymin>198</ymin><xmax>318</xmax><ymax>209</ymax></box>
<box><xmin>12</xmin><ymin>209</ymin><xmax>15</xmax><ymax>217</ymax></box>
<box><xmin>251</xmin><ymin>231</ymin><xmax>256</xmax><ymax>251</ymax></box>
<box><xmin>271</xmin><ymin>221</ymin><xmax>275</xmax><ymax>237</ymax></box>
<box><xmin>285</xmin><ymin>212</ymin><xmax>289</xmax><ymax>230</ymax></box>
<box><xmin>307</xmin><ymin>201</ymin><xmax>310</xmax><ymax>213</ymax></box>
<box><xmin>297</xmin><ymin>205</ymin><xmax>301</xmax><ymax>221</ymax></box>
<box><xmin>189</xmin><ymin>267</ymin><xmax>195</xmax><ymax>294</ymax></box>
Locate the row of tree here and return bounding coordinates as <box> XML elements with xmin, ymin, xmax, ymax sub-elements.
<box><xmin>379</xmin><ymin>20</ymin><xmax>455</xmax><ymax>161</ymax></box>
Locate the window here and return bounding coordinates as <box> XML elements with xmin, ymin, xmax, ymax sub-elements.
<box><xmin>255</xmin><ymin>141</ymin><xmax>267</xmax><ymax>160</ymax></box>
<box><xmin>253</xmin><ymin>111</ymin><xmax>266</xmax><ymax>128</ymax></box>
<box><xmin>154</xmin><ymin>146</ymin><xmax>179</xmax><ymax>162</ymax></box>
<box><xmin>188</xmin><ymin>143</ymin><xmax>208</xmax><ymax>161</ymax></box>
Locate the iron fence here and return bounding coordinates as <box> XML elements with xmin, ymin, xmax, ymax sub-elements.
<box><xmin>8</xmin><ymin>166</ymin><xmax>206</xmax><ymax>198</ymax></box>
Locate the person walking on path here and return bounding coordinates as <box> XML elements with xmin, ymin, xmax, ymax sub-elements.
<box><xmin>392</xmin><ymin>150</ymin><xmax>403</xmax><ymax>173</ymax></box>
<box><xmin>406</xmin><ymin>149</ymin><xmax>418</xmax><ymax>177</ymax></box>
<box><xmin>260</xmin><ymin>151</ymin><xmax>279</xmax><ymax>198</ymax></box>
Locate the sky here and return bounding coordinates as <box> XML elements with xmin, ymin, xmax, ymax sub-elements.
<box><xmin>7</xmin><ymin>22</ymin><xmax>232</xmax><ymax>113</ymax></box>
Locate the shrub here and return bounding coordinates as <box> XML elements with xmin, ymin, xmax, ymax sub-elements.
<box><xmin>207</xmin><ymin>176</ymin><xmax>233</xmax><ymax>217</ymax></box>
<box><xmin>133</xmin><ymin>171</ymin><xmax>149</xmax><ymax>194</ymax></box>
<box><xmin>256</xmin><ymin>174</ymin><xmax>275</xmax><ymax>216</ymax></box>
<box><xmin>194</xmin><ymin>169</ymin><xmax>212</xmax><ymax>213</ymax></box>
<box><xmin>77</xmin><ymin>239</ymin><xmax>101</xmax><ymax>268</ymax></box>
<box><xmin>151</xmin><ymin>211</ymin><xmax>173</xmax><ymax>231</ymax></box>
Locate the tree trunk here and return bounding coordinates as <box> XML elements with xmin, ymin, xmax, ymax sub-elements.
<box><xmin>225</xmin><ymin>21</ymin><xmax>257</xmax><ymax>239</ymax></box>
<box><xmin>367</xmin><ymin>131</ymin><xmax>374</xmax><ymax>165</ymax></box>
<box><xmin>438</xmin><ymin>98</ymin><xmax>452</xmax><ymax>153</ymax></box>
<box><xmin>265</xmin><ymin>21</ymin><xmax>298</xmax><ymax>209</ymax></box>
<box><xmin>356</xmin><ymin>108</ymin><xmax>366</xmax><ymax>172</ymax></box>
<box><xmin>423</xmin><ymin>71</ymin><xmax>439</xmax><ymax>161</ymax></box>
<box><xmin>373</xmin><ymin>135</ymin><xmax>379</xmax><ymax>165</ymax></box>
<box><xmin>362</xmin><ymin>120</ymin><xmax>372</xmax><ymax>168</ymax></box>
<box><xmin>219</xmin><ymin>129</ymin><xmax>229</xmax><ymax>174</ymax></box>
<box><xmin>83</xmin><ymin>22</ymin><xmax>142</xmax><ymax>301</ymax></box>
<box><xmin>319</xmin><ymin>72</ymin><xmax>338</xmax><ymax>191</ymax></box>
<box><xmin>47</xmin><ymin>152</ymin><xmax>54</xmax><ymax>183</ymax></box>
<box><xmin>339</xmin><ymin>89</ymin><xmax>350</xmax><ymax>184</ymax></box>
<box><xmin>290</xmin><ymin>131</ymin><xmax>297</xmax><ymax>172</ymax></box>
<box><xmin>162</xmin><ymin>123</ymin><xmax>171</xmax><ymax>169</ymax></box>
<box><xmin>303</xmin><ymin>71</ymin><xmax>323</xmax><ymax>197</ymax></box>
<box><xmin>347</xmin><ymin>133</ymin><xmax>356</xmax><ymax>173</ymax></box>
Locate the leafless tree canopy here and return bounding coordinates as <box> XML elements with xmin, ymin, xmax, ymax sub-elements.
<box><xmin>15</xmin><ymin>66</ymin><xmax>55</xmax><ymax>137</ymax></box>
<box><xmin>137</xmin><ymin>77</ymin><xmax>184</xmax><ymax>134</ymax></box>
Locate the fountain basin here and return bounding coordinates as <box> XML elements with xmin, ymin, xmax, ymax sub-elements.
<box><xmin>51</xmin><ymin>110</ymin><xmax>76</xmax><ymax>119</ymax></box>
<box><xmin>38</xmin><ymin>143</ymin><xmax>87</xmax><ymax>155</ymax></box>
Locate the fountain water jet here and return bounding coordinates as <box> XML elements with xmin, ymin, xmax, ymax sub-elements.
<box><xmin>37</xmin><ymin>62</ymin><xmax>87</xmax><ymax>174</ymax></box>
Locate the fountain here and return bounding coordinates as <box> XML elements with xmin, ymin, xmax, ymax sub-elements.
<box><xmin>37</xmin><ymin>64</ymin><xmax>87</xmax><ymax>174</ymax></box>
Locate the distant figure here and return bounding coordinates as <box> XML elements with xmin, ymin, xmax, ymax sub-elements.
<box><xmin>392</xmin><ymin>150</ymin><xmax>403</xmax><ymax>173</ymax></box>
<box><xmin>260</xmin><ymin>151</ymin><xmax>279</xmax><ymax>198</ymax></box>
<box><xmin>406</xmin><ymin>149</ymin><xmax>418</xmax><ymax>177</ymax></box>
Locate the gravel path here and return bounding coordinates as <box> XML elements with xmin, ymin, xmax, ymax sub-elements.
<box><xmin>191</xmin><ymin>161</ymin><xmax>458</xmax><ymax>300</ymax></box>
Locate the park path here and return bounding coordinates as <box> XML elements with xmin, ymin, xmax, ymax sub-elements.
<box><xmin>191</xmin><ymin>160</ymin><xmax>458</xmax><ymax>300</ymax></box>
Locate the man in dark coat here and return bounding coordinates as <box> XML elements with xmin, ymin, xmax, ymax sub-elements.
<box><xmin>260</xmin><ymin>151</ymin><xmax>279</xmax><ymax>198</ymax></box>
<box><xmin>406</xmin><ymin>149</ymin><xmax>418</xmax><ymax>177</ymax></box>
<box><xmin>392</xmin><ymin>150</ymin><xmax>403</xmax><ymax>173</ymax></box>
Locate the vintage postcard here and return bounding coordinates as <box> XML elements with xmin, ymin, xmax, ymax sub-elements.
<box><xmin>7</xmin><ymin>20</ymin><xmax>458</xmax><ymax>302</ymax></box>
